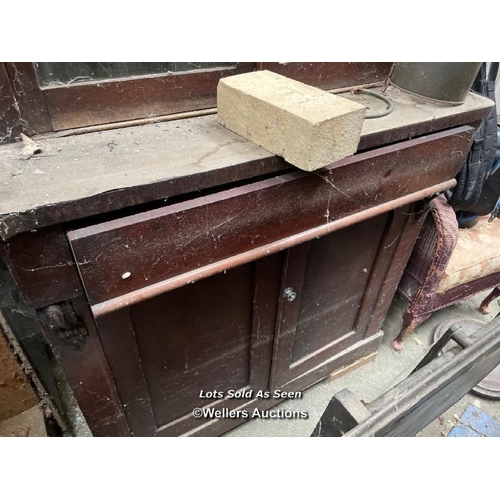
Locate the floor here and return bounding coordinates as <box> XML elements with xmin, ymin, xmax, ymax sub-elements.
<box><xmin>226</xmin><ymin>290</ymin><xmax>500</xmax><ymax>437</ymax></box>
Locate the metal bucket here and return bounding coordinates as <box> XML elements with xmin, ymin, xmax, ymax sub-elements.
<box><xmin>390</xmin><ymin>62</ymin><xmax>482</xmax><ymax>105</ymax></box>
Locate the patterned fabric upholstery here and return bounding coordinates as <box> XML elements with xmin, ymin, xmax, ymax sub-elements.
<box><xmin>437</xmin><ymin>216</ymin><xmax>500</xmax><ymax>293</ymax></box>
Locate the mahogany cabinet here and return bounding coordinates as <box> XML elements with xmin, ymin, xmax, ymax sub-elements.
<box><xmin>0</xmin><ymin>81</ymin><xmax>492</xmax><ymax>436</ymax></box>
<box><xmin>50</xmin><ymin>128</ymin><xmax>481</xmax><ymax>436</ymax></box>
<box><xmin>70</xmin><ymin>212</ymin><xmax>396</xmax><ymax>436</ymax></box>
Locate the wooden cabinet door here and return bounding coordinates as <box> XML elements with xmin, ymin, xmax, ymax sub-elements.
<box><xmin>92</xmin><ymin>255</ymin><xmax>282</xmax><ymax>436</ymax></box>
<box><xmin>270</xmin><ymin>210</ymin><xmax>408</xmax><ymax>390</ymax></box>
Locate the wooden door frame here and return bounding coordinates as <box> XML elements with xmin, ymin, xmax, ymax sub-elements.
<box><xmin>1</xmin><ymin>62</ymin><xmax>393</xmax><ymax>141</ymax></box>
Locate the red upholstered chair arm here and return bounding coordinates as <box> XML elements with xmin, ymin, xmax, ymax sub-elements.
<box><xmin>400</xmin><ymin>195</ymin><xmax>459</xmax><ymax>304</ymax></box>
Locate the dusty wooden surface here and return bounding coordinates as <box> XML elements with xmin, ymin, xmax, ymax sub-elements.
<box><xmin>0</xmin><ymin>87</ymin><xmax>493</xmax><ymax>239</ymax></box>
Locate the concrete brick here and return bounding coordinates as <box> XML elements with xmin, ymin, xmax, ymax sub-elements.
<box><xmin>217</xmin><ymin>70</ymin><xmax>366</xmax><ymax>171</ymax></box>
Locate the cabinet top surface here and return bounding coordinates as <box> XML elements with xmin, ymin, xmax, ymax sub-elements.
<box><xmin>0</xmin><ymin>86</ymin><xmax>493</xmax><ymax>240</ymax></box>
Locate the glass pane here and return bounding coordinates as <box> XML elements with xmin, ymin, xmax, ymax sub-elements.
<box><xmin>35</xmin><ymin>62</ymin><xmax>236</xmax><ymax>86</ymax></box>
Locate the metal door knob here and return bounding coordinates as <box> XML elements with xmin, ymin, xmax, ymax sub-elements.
<box><xmin>284</xmin><ymin>287</ymin><xmax>297</xmax><ymax>302</ymax></box>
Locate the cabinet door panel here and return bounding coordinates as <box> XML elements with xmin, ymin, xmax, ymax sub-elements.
<box><xmin>131</xmin><ymin>265</ymin><xmax>253</xmax><ymax>426</ymax></box>
<box><xmin>292</xmin><ymin>214</ymin><xmax>389</xmax><ymax>363</ymax></box>
<box><xmin>271</xmin><ymin>211</ymin><xmax>406</xmax><ymax>389</ymax></box>
<box><xmin>95</xmin><ymin>255</ymin><xmax>282</xmax><ymax>436</ymax></box>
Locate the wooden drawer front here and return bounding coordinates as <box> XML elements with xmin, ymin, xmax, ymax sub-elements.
<box><xmin>68</xmin><ymin>126</ymin><xmax>474</xmax><ymax>316</ymax></box>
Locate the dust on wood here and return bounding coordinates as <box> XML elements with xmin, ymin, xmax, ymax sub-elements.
<box><xmin>0</xmin><ymin>88</ymin><xmax>493</xmax><ymax>240</ymax></box>
<box><xmin>19</xmin><ymin>133</ymin><xmax>42</xmax><ymax>157</ymax></box>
